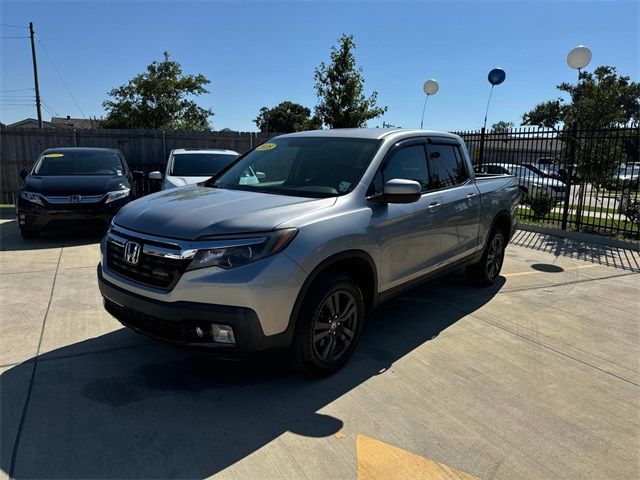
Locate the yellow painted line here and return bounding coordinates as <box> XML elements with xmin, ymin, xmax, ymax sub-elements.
<box><xmin>503</xmin><ymin>264</ymin><xmax>598</xmax><ymax>278</ymax></box>
<box><xmin>356</xmin><ymin>434</ymin><xmax>478</xmax><ymax>480</ymax></box>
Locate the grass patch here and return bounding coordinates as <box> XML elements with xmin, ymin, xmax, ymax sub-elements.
<box><xmin>516</xmin><ymin>206</ymin><xmax>639</xmax><ymax>240</ymax></box>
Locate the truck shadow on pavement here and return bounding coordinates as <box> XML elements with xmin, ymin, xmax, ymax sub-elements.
<box><xmin>1</xmin><ymin>275</ymin><xmax>504</xmax><ymax>479</ymax></box>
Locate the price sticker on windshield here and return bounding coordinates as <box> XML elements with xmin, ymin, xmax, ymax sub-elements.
<box><xmin>43</xmin><ymin>153</ymin><xmax>65</xmax><ymax>158</ymax></box>
<box><xmin>256</xmin><ymin>143</ymin><xmax>277</xmax><ymax>151</ymax></box>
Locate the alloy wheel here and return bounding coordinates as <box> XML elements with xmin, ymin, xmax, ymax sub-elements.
<box><xmin>312</xmin><ymin>289</ymin><xmax>358</xmax><ymax>363</ymax></box>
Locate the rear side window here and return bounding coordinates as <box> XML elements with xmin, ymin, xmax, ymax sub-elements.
<box><xmin>428</xmin><ymin>144</ymin><xmax>469</xmax><ymax>189</ymax></box>
<box><xmin>486</xmin><ymin>165</ymin><xmax>507</xmax><ymax>174</ymax></box>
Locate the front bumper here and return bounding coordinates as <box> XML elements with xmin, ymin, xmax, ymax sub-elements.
<box><xmin>17</xmin><ymin>197</ymin><xmax>129</xmax><ymax>231</ymax></box>
<box><xmin>98</xmin><ymin>267</ymin><xmax>295</xmax><ymax>352</ymax></box>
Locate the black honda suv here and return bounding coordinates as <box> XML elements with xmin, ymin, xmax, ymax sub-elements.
<box><xmin>17</xmin><ymin>147</ymin><xmax>135</xmax><ymax>238</ymax></box>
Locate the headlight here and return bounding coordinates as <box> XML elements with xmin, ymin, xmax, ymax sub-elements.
<box><xmin>20</xmin><ymin>191</ymin><xmax>44</xmax><ymax>205</ymax></box>
<box><xmin>105</xmin><ymin>188</ymin><xmax>130</xmax><ymax>203</ymax></box>
<box><xmin>187</xmin><ymin>228</ymin><xmax>298</xmax><ymax>271</ymax></box>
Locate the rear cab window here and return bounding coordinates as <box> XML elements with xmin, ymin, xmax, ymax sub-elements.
<box><xmin>427</xmin><ymin>142</ymin><xmax>469</xmax><ymax>190</ymax></box>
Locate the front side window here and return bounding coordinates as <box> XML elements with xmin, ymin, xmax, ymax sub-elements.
<box><xmin>210</xmin><ymin>137</ymin><xmax>381</xmax><ymax>198</ymax></box>
<box><xmin>370</xmin><ymin>145</ymin><xmax>429</xmax><ymax>195</ymax></box>
<box><xmin>428</xmin><ymin>144</ymin><xmax>469</xmax><ymax>189</ymax></box>
<box><xmin>33</xmin><ymin>151</ymin><xmax>125</xmax><ymax>176</ymax></box>
<box><xmin>171</xmin><ymin>153</ymin><xmax>239</xmax><ymax>177</ymax></box>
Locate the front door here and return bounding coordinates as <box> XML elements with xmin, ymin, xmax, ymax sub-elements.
<box><xmin>367</xmin><ymin>141</ymin><xmax>443</xmax><ymax>291</ymax></box>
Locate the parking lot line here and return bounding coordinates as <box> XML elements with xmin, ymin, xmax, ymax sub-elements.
<box><xmin>356</xmin><ymin>434</ymin><xmax>477</xmax><ymax>480</ymax></box>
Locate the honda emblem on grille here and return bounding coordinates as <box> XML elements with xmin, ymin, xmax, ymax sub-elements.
<box><xmin>124</xmin><ymin>241</ymin><xmax>141</xmax><ymax>265</ymax></box>
<box><xmin>69</xmin><ymin>195</ymin><xmax>82</xmax><ymax>203</ymax></box>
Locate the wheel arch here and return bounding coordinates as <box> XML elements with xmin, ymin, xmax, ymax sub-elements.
<box><xmin>288</xmin><ymin>250</ymin><xmax>379</xmax><ymax>334</ymax></box>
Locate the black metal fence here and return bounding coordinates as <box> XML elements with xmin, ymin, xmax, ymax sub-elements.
<box><xmin>455</xmin><ymin>127</ymin><xmax>640</xmax><ymax>240</ymax></box>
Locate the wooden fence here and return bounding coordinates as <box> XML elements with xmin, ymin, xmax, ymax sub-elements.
<box><xmin>0</xmin><ymin>127</ymin><xmax>272</xmax><ymax>204</ymax></box>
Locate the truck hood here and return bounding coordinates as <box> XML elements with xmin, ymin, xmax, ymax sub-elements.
<box><xmin>114</xmin><ymin>185</ymin><xmax>337</xmax><ymax>240</ymax></box>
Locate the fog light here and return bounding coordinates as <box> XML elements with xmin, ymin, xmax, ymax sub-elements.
<box><xmin>195</xmin><ymin>327</ymin><xmax>204</xmax><ymax>338</ymax></box>
<box><xmin>211</xmin><ymin>324</ymin><xmax>236</xmax><ymax>344</ymax></box>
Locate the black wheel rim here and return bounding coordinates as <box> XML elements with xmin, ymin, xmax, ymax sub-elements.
<box><xmin>312</xmin><ymin>289</ymin><xmax>358</xmax><ymax>363</ymax></box>
<box><xmin>486</xmin><ymin>234</ymin><xmax>504</xmax><ymax>280</ymax></box>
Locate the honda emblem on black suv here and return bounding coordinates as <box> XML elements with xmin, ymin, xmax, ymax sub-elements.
<box><xmin>69</xmin><ymin>195</ymin><xmax>82</xmax><ymax>203</ymax></box>
<box><xmin>124</xmin><ymin>241</ymin><xmax>141</xmax><ymax>265</ymax></box>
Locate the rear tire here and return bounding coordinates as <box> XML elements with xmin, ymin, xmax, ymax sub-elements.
<box><xmin>293</xmin><ymin>274</ymin><xmax>365</xmax><ymax>378</ymax></box>
<box><xmin>20</xmin><ymin>227</ymin><xmax>40</xmax><ymax>239</ymax></box>
<box><xmin>466</xmin><ymin>229</ymin><xmax>506</xmax><ymax>286</ymax></box>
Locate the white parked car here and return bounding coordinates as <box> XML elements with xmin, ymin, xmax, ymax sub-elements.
<box><xmin>478</xmin><ymin>163</ymin><xmax>567</xmax><ymax>199</ymax></box>
<box><xmin>149</xmin><ymin>148</ymin><xmax>241</xmax><ymax>190</ymax></box>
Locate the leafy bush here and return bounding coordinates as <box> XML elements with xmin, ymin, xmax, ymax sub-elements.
<box><xmin>525</xmin><ymin>193</ymin><xmax>558</xmax><ymax>219</ymax></box>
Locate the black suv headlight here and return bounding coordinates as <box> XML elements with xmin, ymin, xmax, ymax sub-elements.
<box><xmin>187</xmin><ymin>228</ymin><xmax>298</xmax><ymax>271</ymax></box>
<box><xmin>20</xmin><ymin>191</ymin><xmax>44</xmax><ymax>205</ymax></box>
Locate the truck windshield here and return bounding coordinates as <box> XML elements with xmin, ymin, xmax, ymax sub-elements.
<box><xmin>171</xmin><ymin>153</ymin><xmax>238</xmax><ymax>177</ymax></box>
<box><xmin>33</xmin><ymin>151</ymin><xmax>125</xmax><ymax>176</ymax></box>
<box><xmin>208</xmin><ymin>137</ymin><xmax>381</xmax><ymax>198</ymax></box>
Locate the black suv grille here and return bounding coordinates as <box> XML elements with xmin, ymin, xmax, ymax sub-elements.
<box><xmin>106</xmin><ymin>238</ymin><xmax>191</xmax><ymax>290</ymax></box>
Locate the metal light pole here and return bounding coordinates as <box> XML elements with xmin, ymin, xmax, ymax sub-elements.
<box><xmin>420</xmin><ymin>79</ymin><xmax>439</xmax><ymax>129</ymax></box>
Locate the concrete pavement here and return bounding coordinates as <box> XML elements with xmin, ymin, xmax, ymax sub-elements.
<box><xmin>1</xmin><ymin>219</ymin><xmax>638</xmax><ymax>479</ymax></box>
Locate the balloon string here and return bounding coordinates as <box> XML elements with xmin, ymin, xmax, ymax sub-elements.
<box><xmin>420</xmin><ymin>95</ymin><xmax>429</xmax><ymax>130</ymax></box>
<box><xmin>483</xmin><ymin>85</ymin><xmax>494</xmax><ymax>131</ymax></box>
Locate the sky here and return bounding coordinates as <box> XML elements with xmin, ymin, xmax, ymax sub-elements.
<box><xmin>1</xmin><ymin>0</ymin><xmax>638</xmax><ymax>132</ymax></box>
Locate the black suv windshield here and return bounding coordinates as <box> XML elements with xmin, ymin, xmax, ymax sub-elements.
<box><xmin>209</xmin><ymin>137</ymin><xmax>381</xmax><ymax>198</ymax></box>
<box><xmin>33</xmin><ymin>151</ymin><xmax>125</xmax><ymax>176</ymax></box>
<box><xmin>171</xmin><ymin>153</ymin><xmax>238</xmax><ymax>176</ymax></box>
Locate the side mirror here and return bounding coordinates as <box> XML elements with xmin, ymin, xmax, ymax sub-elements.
<box><xmin>255</xmin><ymin>171</ymin><xmax>266</xmax><ymax>180</ymax></box>
<box><xmin>148</xmin><ymin>171</ymin><xmax>162</xmax><ymax>181</ymax></box>
<box><xmin>372</xmin><ymin>179</ymin><xmax>422</xmax><ymax>204</ymax></box>
<box><xmin>19</xmin><ymin>168</ymin><xmax>28</xmax><ymax>181</ymax></box>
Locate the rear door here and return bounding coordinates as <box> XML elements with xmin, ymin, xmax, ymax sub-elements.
<box><xmin>426</xmin><ymin>139</ymin><xmax>481</xmax><ymax>261</ymax></box>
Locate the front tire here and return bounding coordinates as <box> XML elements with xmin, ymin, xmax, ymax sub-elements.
<box><xmin>293</xmin><ymin>274</ymin><xmax>365</xmax><ymax>378</ymax></box>
<box><xmin>466</xmin><ymin>229</ymin><xmax>506</xmax><ymax>286</ymax></box>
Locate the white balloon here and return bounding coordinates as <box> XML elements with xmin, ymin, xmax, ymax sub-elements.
<box><xmin>567</xmin><ymin>45</ymin><xmax>592</xmax><ymax>70</ymax></box>
<box><xmin>423</xmin><ymin>79</ymin><xmax>439</xmax><ymax>96</ymax></box>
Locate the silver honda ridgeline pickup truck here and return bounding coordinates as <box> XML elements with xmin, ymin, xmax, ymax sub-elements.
<box><xmin>98</xmin><ymin>129</ymin><xmax>519</xmax><ymax>377</ymax></box>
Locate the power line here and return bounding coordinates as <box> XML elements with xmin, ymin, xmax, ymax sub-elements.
<box><xmin>35</xmin><ymin>33</ymin><xmax>86</xmax><ymax>119</ymax></box>
<box><xmin>0</xmin><ymin>24</ymin><xmax>28</xmax><ymax>29</ymax></box>
<box><xmin>0</xmin><ymin>36</ymin><xmax>29</xmax><ymax>39</ymax></box>
<box><xmin>0</xmin><ymin>88</ymin><xmax>34</xmax><ymax>93</ymax></box>
<box><xmin>41</xmin><ymin>98</ymin><xmax>59</xmax><ymax>117</ymax></box>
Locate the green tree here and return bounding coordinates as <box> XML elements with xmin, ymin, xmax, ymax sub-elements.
<box><xmin>314</xmin><ymin>34</ymin><xmax>387</xmax><ymax>128</ymax></box>
<box><xmin>491</xmin><ymin>121</ymin><xmax>514</xmax><ymax>132</ymax></box>
<box><xmin>522</xmin><ymin>66</ymin><xmax>640</xmax><ymax>130</ymax></box>
<box><xmin>254</xmin><ymin>101</ymin><xmax>321</xmax><ymax>133</ymax></box>
<box><xmin>103</xmin><ymin>52</ymin><xmax>213</xmax><ymax>130</ymax></box>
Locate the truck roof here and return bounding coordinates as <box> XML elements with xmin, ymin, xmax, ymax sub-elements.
<box><xmin>275</xmin><ymin>128</ymin><xmax>460</xmax><ymax>141</ymax></box>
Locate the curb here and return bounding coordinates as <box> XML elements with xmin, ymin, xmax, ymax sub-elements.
<box><xmin>517</xmin><ymin>223</ymin><xmax>640</xmax><ymax>252</ymax></box>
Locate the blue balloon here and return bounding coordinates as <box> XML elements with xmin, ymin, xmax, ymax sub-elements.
<box><xmin>488</xmin><ymin>68</ymin><xmax>506</xmax><ymax>86</ymax></box>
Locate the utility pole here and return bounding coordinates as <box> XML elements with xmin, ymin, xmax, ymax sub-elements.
<box><xmin>29</xmin><ymin>22</ymin><xmax>43</xmax><ymax>129</ymax></box>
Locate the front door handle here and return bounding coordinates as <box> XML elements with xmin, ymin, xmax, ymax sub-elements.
<box><xmin>467</xmin><ymin>192</ymin><xmax>477</xmax><ymax>198</ymax></box>
<box><xmin>428</xmin><ymin>201</ymin><xmax>440</xmax><ymax>209</ymax></box>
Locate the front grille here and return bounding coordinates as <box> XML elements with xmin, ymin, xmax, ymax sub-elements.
<box><xmin>107</xmin><ymin>237</ymin><xmax>191</xmax><ymax>290</ymax></box>
<box><xmin>104</xmin><ymin>298</ymin><xmax>209</xmax><ymax>343</ymax></box>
